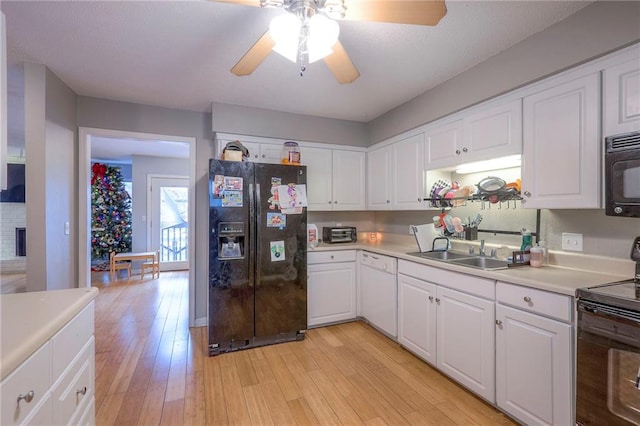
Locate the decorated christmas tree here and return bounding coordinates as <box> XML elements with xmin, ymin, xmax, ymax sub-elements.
<box><xmin>91</xmin><ymin>163</ymin><xmax>132</xmax><ymax>261</ymax></box>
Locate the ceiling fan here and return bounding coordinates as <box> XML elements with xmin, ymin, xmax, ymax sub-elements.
<box><xmin>213</xmin><ymin>0</ymin><xmax>447</xmax><ymax>83</ymax></box>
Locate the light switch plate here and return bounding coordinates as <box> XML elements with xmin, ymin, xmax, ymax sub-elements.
<box><xmin>562</xmin><ymin>232</ymin><xmax>583</xmax><ymax>251</ymax></box>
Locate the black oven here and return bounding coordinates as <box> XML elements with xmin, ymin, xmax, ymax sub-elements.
<box><xmin>605</xmin><ymin>131</ymin><xmax>640</xmax><ymax>217</ymax></box>
<box><xmin>576</xmin><ymin>283</ymin><xmax>640</xmax><ymax>425</ymax></box>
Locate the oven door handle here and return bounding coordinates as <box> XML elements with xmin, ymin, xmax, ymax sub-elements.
<box><xmin>579</xmin><ymin>300</ymin><xmax>640</xmax><ymax>323</ymax></box>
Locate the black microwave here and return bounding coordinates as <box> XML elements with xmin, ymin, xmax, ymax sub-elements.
<box><xmin>605</xmin><ymin>131</ymin><xmax>640</xmax><ymax>217</ymax></box>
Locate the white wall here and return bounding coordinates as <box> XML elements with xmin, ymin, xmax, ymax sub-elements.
<box><xmin>24</xmin><ymin>63</ymin><xmax>77</xmax><ymax>291</ymax></box>
<box><xmin>211</xmin><ymin>102</ymin><xmax>369</xmax><ymax>147</ymax></box>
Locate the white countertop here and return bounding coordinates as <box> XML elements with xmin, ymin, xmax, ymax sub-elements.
<box><xmin>309</xmin><ymin>238</ymin><xmax>632</xmax><ymax>297</ymax></box>
<box><xmin>0</xmin><ymin>287</ymin><xmax>99</xmax><ymax>381</ymax></box>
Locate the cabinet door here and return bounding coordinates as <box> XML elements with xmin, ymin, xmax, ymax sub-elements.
<box><xmin>367</xmin><ymin>146</ymin><xmax>392</xmax><ymax>210</ymax></box>
<box><xmin>496</xmin><ymin>304</ymin><xmax>572</xmax><ymax>426</ymax></box>
<box><xmin>462</xmin><ymin>99</ymin><xmax>522</xmax><ymax>163</ymax></box>
<box><xmin>424</xmin><ymin>120</ymin><xmax>463</xmax><ymax>169</ymax></box>
<box><xmin>307</xmin><ymin>262</ymin><xmax>356</xmax><ymax>327</ymax></box>
<box><xmin>604</xmin><ymin>57</ymin><xmax>640</xmax><ymax>136</ymax></box>
<box><xmin>260</xmin><ymin>143</ymin><xmax>284</xmax><ymax>164</ymax></box>
<box><xmin>304</xmin><ymin>147</ymin><xmax>333</xmax><ymax>211</ymax></box>
<box><xmin>436</xmin><ymin>286</ymin><xmax>495</xmax><ymax>403</ymax></box>
<box><xmin>522</xmin><ymin>73</ymin><xmax>600</xmax><ymax>208</ymax></box>
<box><xmin>392</xmin><ymin>133</ymin><xmax>426</xmax><ymax>210</ymax></box>
<box><xmin>332</xmin><ymin>150</ymin><xmax>365</xmax><ymax>210</ymax></box>
<box><xmin>397</xmin><ymin>274</ymin><xmax>437</xmax><ymax>365</ymax></box>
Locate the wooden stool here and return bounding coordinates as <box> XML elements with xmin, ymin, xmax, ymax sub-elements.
<box><xmin>110</xmin><ymin>251</ymin><xmax>131</xmax><ymax>281</ymax></box>
<box><xmin>141</xmin><ymin>250</ymin><xmax>160</xmax><ymax>279</ymax></box>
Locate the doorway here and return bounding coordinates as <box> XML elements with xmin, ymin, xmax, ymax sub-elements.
<box><xmin>148</xmin><ymin>175</ymin><xmax>189</xmax><ymax>271</ymax></box>
<box><xmin>79</xmin><ymin>127</ymin><xmax>196</xmax><ymax>326</ymax></box>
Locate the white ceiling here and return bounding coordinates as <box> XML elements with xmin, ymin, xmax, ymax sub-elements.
<box><xmin>3</xmin><ymin>0</ymin><xmax>594</xmax><ymax>125</ymax></box>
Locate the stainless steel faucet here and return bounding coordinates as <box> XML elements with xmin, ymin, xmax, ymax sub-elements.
<box><xmin>432</xmin><ymin>236</ymin><xmax>450</xmax><ymax>252</ymax></box>
<box><xmin>479</xmin><ymin>239</ymin><xmax>486</xmax><ymax>256</ymax></box>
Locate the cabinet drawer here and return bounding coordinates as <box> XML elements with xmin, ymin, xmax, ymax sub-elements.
<box><xmin>0</xmin><ymin>342</ymin><xmax>51</xmax><ymax>425</ymax></box>
<box><xmin>51</xmin><ymin>302</ymin><xmax>94</xmax><ymax>381</ymax></box>
<box><xmin>52</xmin><ymin>337</ymin><xmax>95</xmax><ymax>426</ymax></box>
<box><xmin>398</xmin><ymin>259</ymin><xmax>495</xmax><ymax>300</ymax></box>
<box><xmin>308</xmin><ymin>250</ymin><xmax>357</xmax><ymax>264</ymax></box>
<box><xmin>496</xmin><ymin>281</ymin><xmax>572</xmax><ymax>322</ymax></box>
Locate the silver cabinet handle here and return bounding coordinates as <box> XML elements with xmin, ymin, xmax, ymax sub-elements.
<box><xmin>455</xmin><ymin>149</ymin><xmax>461</xmax><ymax>155</ymax></box>
<box><xmin>334</xmin><ymin>201</ymin><xmax>338</xmax><ymax>204</ymax></box>
<box><xmin>328</xmin><ymin>201</ymin><xmax>332</xmax><ymax>204</ymax></box>
<box><xmin>524</xmin><ymin>191</ymin><xmax>532</xmax><ymax>197</ymax></box>
<box><xmin>428</xmin><ymin>296</ymin><xmax>434</xmax><ymax>302</ymax></box>
<box><xmin>261</xmin><ymin>154</ymin><xmax>266</xmax><ymax>158</ymax></box>
<box><xmin>386</xmin><ymin>200</ymin><xmax>390</xmax><ymax>203</ymax></box>
<box><xmin>417</xmin><ymin>198</ymin><xmax>422</xmax><ymax>202</ymax></box>
<box><xmin>462</xmin><ymin>147</ymin><xmax>469</xmax><ymax>153</ymax></box>
<box><xmin>17</xmin><ymin>390</ymin><xmax>34</xmax><ymax>405</ymax></box>
<box><xmin>330</xmin><ymin>255</ymin><xmax>334</xmax><ymax>260</ymax></box>
<box><xmin>435</xmin><ymin>298</ymin><xmax>440</xmax><ymax>303</ymax></box>
<box><xmin>495</xmin><ymin>320</ymin><xmax>502</xmax><ymax>326</ymax></box>
<box><xmin>524</xmin><ymin>296</ymin><xmax>532</xmax><ymax>303</ymax></box>
<box><xmin>77</xmin><ymin>386</ymin><xmax>87</xmax><ymax>396</ymax></box>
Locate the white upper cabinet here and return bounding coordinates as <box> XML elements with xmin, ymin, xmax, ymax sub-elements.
<box><xmin>424</xmin><ymin>119</ymin><xmax>463</xmax><ymax>169</ymax></box>
<box><xmin>216</xmin><ymin>139</ymin><xmax>282</xmax><ymax>163</ymax></box>
<box><xmin>603</xmin><ymin>57</ymin><xmax>640</xmax><ymax>136</ymax></box>
<box><xmin>367</xmin><ymin>145</ymin><xmax>393</xmax><ymax>210</ymax></box>
<box><xmin>368</xmin><ymin>132</ymin><xmax>427</xmax><ymax>210</ymax></box>
<box><xmin>305</xmin><ymin>147</ymin><xmax>365</xmax><ymax>211</ymax></box>
<box><xmin>462</xmin><ymin>99</ymin><xmax>522</xmax><ymax>163</ymax></box>
<box><xmin>392</xmin><ymin>133</ymin><xmax>426</xmax><ymax>210</ymax></box>
<box><xmin>521</xmin><ymin>73</ymin><xmax>600</xmax><ymax>209</ymax></box>
<box><xmin>425</xmin><ymin>99</ymin><xmax>522</xmax><ymax>170</ymax></box>
<box><xmin>304</xmin><ymin>146</ymin><xmax>333</xmax><ymax>210</ymax></box>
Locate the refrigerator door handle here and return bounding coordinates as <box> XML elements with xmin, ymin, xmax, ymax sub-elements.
<box><xmin>249</xmin><ymin>183</ymin><xmax>255</xmax><ymax>288</ymax></box>
<box><xmin>255</xmin><ymin>183</ymin><xmax>262</xmax><ymax>288</ymax></box>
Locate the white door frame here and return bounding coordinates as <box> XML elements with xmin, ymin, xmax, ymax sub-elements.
<box><xmin>147</xmin><ymin>174</ymin><xmax>189</xmax><ymax>271</ymax></box>
<box><xmin>78</xmin><ymin>127</ymin><xmax>197</xmax><ymax>326</ymax></box>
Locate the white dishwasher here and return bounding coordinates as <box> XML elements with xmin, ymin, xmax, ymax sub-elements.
<box><xmin>359</xmin><ymin>251</ymin><xmax>398</xmax><ymax>338</ymax></box>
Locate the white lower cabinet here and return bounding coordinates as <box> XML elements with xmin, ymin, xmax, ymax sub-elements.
<box><xmin>398</xmin><ymin>274</ymin><xmax>436</xmax><ymax>364</ymax></box>
<box><xmin>495</xmin><ymin>282</ymin><xmax>573</xmax><ymax>426</ymax></box>
<box><xmin>307</xmin><ymin>250</ymin><xmax>357</xmax><ymax>327</ymax></box>
<box><xmin>397</xmin><ymin>260</ymin><xmax>495</xmax><ymax>403</ymax></box>
<box><xmin>0</xmin><ymin>301</ymin><xmax>95</xmax><ymax>426</ymax></box>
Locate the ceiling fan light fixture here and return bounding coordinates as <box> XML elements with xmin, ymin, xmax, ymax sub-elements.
<box><xmin>307</xmin><ymin>13</ymin><xmax>339</xmax><ymax>63</ymax></box>
<box><xmin>270</xmin><ymin>13</ymin><xmax>301</xmax><ymax>62</ymax></box>
<box><xmin>269</xmin><ymin>11</ymin><xmax>340</xmax><ymax>65</ymax></box>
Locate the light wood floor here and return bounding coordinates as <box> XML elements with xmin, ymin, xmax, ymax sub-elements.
<box><xmin>92</xmin><ymin>270</ymin><xmax>517</xmax><ymax>426</ymax></box>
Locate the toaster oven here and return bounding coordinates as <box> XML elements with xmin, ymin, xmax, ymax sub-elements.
<box><xmin>322</xmin><ymin>226</ymin><xmax>357</xmax><ymax>244</ymax></box>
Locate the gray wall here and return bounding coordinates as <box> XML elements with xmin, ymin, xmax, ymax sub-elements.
<box><xmin>78</xmin><ymin>96</ymin><xmax>214</xmax><ymax>323</ymax></box>
<box><xmin>130</xmin><ymin>155</ymin><xmax>189</xmax><ymax>253</ymax></box>
<box><xmin>369</xmin><ymin>1</ymin><xmax>640</xmax><ymax>143</ymax></box>
<box><xmin>211</xmin><ymin>102</ymin><xmax>369</xmax><ymax>147</ymax></box>
<box><xmin>25</xmin><ymin>63</ymin><xmax>77</xmax><ymax>291</ymax></box>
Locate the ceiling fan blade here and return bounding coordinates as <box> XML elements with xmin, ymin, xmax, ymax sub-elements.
<box><xmin>231</xmin><ymin>31</ymin><xmax>275</xmax><ymax>76</ymax></box>
<box><xmin>210</xmin><ymin>0</ymin><xmax>262</xmax><ymax>7</ymax></box>
<box><xmin>324</xmin><ymin>41</ymin><xmax>360</xmax><ymax>84</ymax></box>
<box><xmin>343</xmin><ymin>0</ymin><xmax>447</xmax><ymax>26</ymax></box>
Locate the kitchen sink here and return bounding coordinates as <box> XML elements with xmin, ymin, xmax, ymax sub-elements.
<box><xmin>407</xmin><ymin>251</ymin><xmax>510</xmax><ymax>271</ymax></box>
<box><xmin>407</xmin><ymin>251</ymin><xmax>473</xmax><ymax>261</ymax></box>
<box><xmin>448</xmin><ymin>256</ymin><xmax>510</xmax><ymax>271</ymax></box>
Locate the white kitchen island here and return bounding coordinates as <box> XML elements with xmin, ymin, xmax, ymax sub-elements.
<box><xmin>1</xmin><ymin>287</ymin><xmax>98</xmax><ymax>425</ymax></box>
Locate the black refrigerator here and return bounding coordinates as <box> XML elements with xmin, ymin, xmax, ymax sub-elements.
<box><xmin>208</xmin><ymin>159</ymin><xmax>307</xmax><ymax>355</ymax></box>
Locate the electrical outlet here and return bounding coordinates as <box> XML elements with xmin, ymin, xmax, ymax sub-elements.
<box><xmin>409</xmin><ymin>225</ymin><xmax>415</xmax><ymax>235</ymax></box>
<box><xmin>562</xmin><ymin>233</ymin><xmax>583</xmax><ymax>252</ymax></box>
